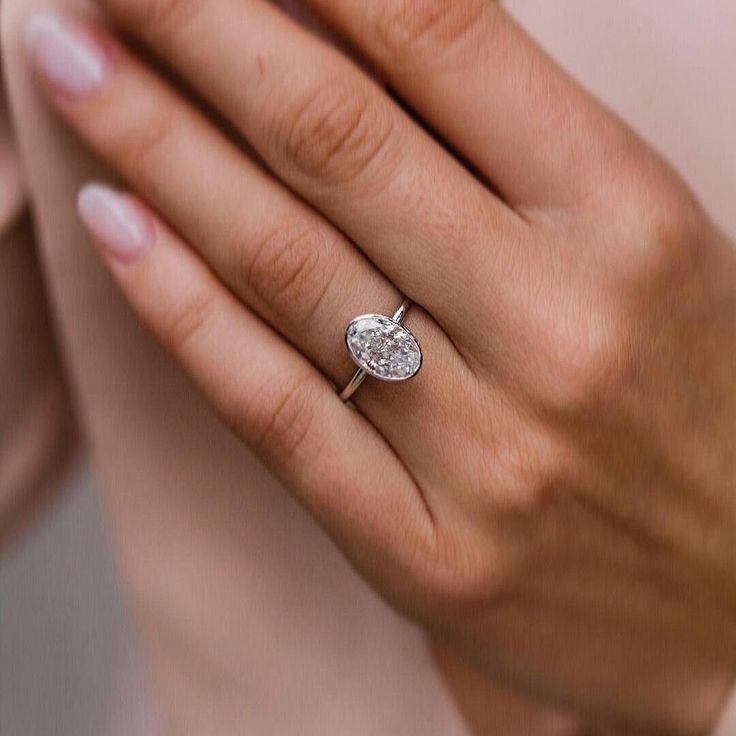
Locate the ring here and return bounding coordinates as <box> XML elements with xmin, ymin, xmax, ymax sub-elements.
<box><xmin>339</xmin><ymin>297</ymin><xmax>423</xmax><ymax>403</ymax></box>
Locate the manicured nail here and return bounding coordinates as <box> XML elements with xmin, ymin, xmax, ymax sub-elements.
<box><xmin>78</xmin><ymin>184</ymin><xmax>154</xmax><ymax>261</ymax></box>
<box><xmin>24</xmin><ymin>12</ymin><xmax>111</xmax><ymax>97</ymax></box>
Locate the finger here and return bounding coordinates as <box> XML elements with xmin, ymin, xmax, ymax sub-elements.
<box><xmin>24</xmin><ymin>12</ymin><xmax>468</xmax><ymax>441</ymax></box>
<box><xmin>76</xmin><ymin>183</ymin><xmax>435</xmax><ymax>584</ymax></box>
<box><xmin>301</xmin><ymin>0</ymin><xmax>638</xmax><ymax>211</ymax></box>
<box><xmin>89</xmin><ymin>0</ymin><xmax>528</xmax><ymax>336</ymax></box>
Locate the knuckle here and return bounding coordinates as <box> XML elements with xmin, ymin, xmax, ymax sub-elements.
<box><xmin>117</xmin><ymin>108</ymin><xmax>178</xmax><ymax>183</ymax></box>
<box><xmin>276</xmin><ymin>81</ymin><xmax>394</xmax><ymax>184</ymax></box>
<box><xmin>251</xmin><ymin>371</ymin><xmax>319</xmax><ymax>464</ymax></box>
<box><xmin>532</xmin><ymin>308</ymin><xmax>634</xmax><ymax>411</ymax></box>
<box><xmin>374</xmin><ymin>0</ymin><xmax>488</xmax><ymax>59</ymax></box>
<box><xmin>533</xmin><ymin>178</ymin><xmax>706</xmax><ymax>415</ymax></box>
<box><xmin>239</xmin><ymin>223</ymin><xmax>335</xmax><ymax>327</ymax></box>
<box><xmin>118</xmin><ymin>0</ymin><xmax>198</xmax><ymax>35</ymax></box>
<box><xmin>164</xmin><ymin>288</ymin><xmax>218</xmax><ymax>353</ymax></box>
<box><xmin>637</xmin><ymin>187</ymin><xmax>704</xmax><ymax>279</ymax></box>
<box><xmin>406</xmin><ymin>443</ymin><xmax>564</xmax><ymax>615</ymax></box>
<box><xmin>412</xmin><ymin>533</ymin><xmax>514</xmax><ymax>616</ymax></box>
<box><xmin>613</xmin><ymin>170</ymin><xmax>706</xmax><ymax>285</ymax></box>
<box><xmin>490</xmin><ymin>423</ymin><xmax>568</xmax><ymax>512</ymax></box>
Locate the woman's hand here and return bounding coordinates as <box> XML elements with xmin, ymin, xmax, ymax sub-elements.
<box><xmin>24</xmin><ymin>1</ymin><xmax>736</xmax><ymax>732</ymax></box>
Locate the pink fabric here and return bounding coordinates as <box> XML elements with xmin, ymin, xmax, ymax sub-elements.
<box><xmin>714</xmin><ymin>691</ymin><xmax>736</xmax><ymax>736</ymax></box>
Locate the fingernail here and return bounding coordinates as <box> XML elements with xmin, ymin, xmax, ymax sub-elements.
<box><xmin>78</xmin><ymin>184</ymin><xmax>154</xmax><ymax>261</ymax></box>
<box><xmin>24</xmin><ymin>12</ymin><xmax>111</xmax><ymax>97</ymax></box>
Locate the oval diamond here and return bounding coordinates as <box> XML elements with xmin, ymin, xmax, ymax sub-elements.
<box><xmin>345</xmin><ymin>314</ymin><xmax>422</xmax><ymax>381</ymax></box>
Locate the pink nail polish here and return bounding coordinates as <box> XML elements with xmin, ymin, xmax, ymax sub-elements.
<box><xmin>24</xmin><ymin>12</ymin><xmax>111</xmax><ymax>98</ymax></box>
<box><xmin>78</xmin><ymin>184</ymin><xmax>154</xmax><ymax>261</ymax></box>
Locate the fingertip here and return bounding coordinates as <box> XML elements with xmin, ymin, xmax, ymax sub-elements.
<box><xmin>78</xmin><ymin>183</ymin><xmax>155</xmax><ymax>262</ymax></box>
<box><xmin>24</xmin><ymin>12</ymin><xmax>113</xmax><ymax>99</ymax></box>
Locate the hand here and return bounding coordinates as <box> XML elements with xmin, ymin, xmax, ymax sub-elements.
<box><xmin>24</xmin><ymin>2</ymin><xmax>736</xmax><ymax>732</ymax></box>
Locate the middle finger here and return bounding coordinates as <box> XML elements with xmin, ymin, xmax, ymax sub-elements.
<box><xmin>91</xmin><ymin>0</ymin><xmax>528</xmax><ymax>344</ymax></box>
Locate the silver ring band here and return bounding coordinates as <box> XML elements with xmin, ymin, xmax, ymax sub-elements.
<box><xmin>340</xmin><ymin>298</ymin><xmax>422</xmax><ymax>402</ymax></box>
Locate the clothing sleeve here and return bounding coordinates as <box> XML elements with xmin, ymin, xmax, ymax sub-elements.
<box><xmin>0</xmin><ymin>58</ymin><xmax>77</xmax><ymax>545</ymax></box>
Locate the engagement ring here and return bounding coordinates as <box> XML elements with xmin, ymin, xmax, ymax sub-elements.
<box><xmin>339</xmin><ymin>298</ymin><xmax>423</xmax><ymax>402</ymax></box>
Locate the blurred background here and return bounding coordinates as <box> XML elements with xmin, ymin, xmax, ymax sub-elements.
<box><xmin>1</xmin><ymin>468</ymin><xmax>154</xmax><ymax>735</ymax></box>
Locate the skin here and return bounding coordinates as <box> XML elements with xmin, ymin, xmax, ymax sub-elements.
<box><xmin>11</xmin><ymin>0</ymin><xmax>736</xmax><ymax>734</ymax></box>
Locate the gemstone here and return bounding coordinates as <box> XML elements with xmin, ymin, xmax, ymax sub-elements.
<box><xmin>345</xmin><ymin>314</ymin><xmax>422</xmax><ymax>382</ymax></box>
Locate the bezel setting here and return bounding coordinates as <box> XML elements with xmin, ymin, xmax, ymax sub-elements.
<box><xmin>344</xmin><ymin>313</ymin><xmax>423</xmax><ymax>382</ymax></box>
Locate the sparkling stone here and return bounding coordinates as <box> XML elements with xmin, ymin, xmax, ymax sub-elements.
<box><xmin>345</xmin><ymin>315</ymin><xmax>422</xmax><ymax>381</ymax></box>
